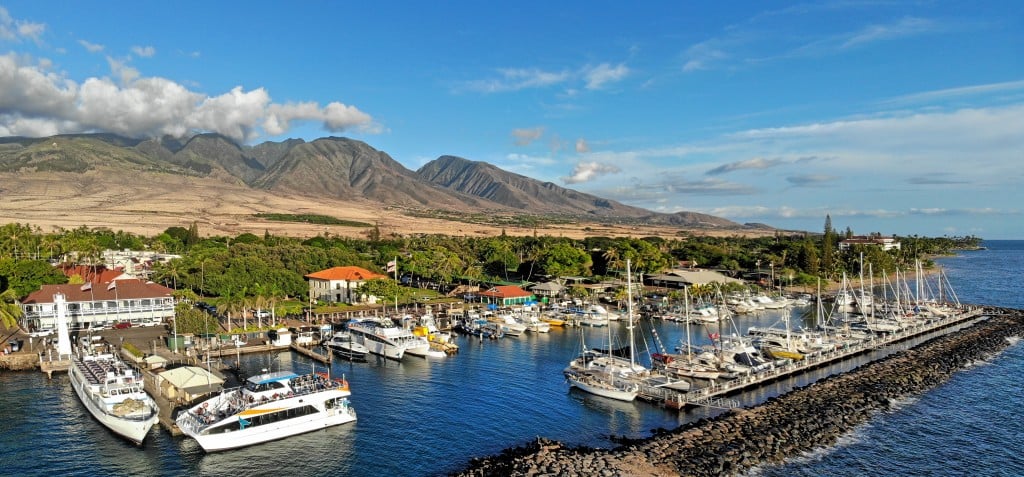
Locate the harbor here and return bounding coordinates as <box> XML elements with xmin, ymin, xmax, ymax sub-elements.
<box><xmin>1</xmin><ymin>245</ymin><xmax>1022</xmax><ymax>476</ymax></box>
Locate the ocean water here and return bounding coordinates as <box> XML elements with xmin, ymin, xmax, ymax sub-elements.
<box><xmin>1</xmin><ymin>241</ymin><xmax>1021</xmax><ymax>476</ymax></box>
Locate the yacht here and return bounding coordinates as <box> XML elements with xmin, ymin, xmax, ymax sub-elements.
<box><xmin>324</xmin><ymin>331</ymin><xmax>369</xmax><ymax>361</ymax></box>
<box><xmin>69</xmin><ymin>345</ymin><xmax>159</xmax><ymax>445</ymax></box>
<box><xmin>176</xmin><ymin>370</ymin><xmax>356</xmax><ymax>452</ymax></box>
<box><xmin>347</xmin><ymin>317</ymin><xmax>429</xmax><ymax>360</ymax></box>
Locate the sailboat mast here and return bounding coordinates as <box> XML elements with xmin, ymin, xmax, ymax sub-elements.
<box><xmin>626</xmin><ymin>259</ymin><xmax>635</xmax><ymax>368</ymax></box>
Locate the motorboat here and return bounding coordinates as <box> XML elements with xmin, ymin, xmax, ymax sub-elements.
<box><xmin>69</xmin><ymin>344</ymin><xmax>159</xmax><ymax>445</ymax></box>
<box><xmin>347</xmin><ymin>317</ymin><xmax>428</xmax><ymax>360</ymax></box>
<box><xmin>324</xmin><ymin>331</ymin><xmax>369</xmax><ymax>361</ymax></box>
<box><xmin>176</xmin><ymin>370</ymin><xmax>356</xmax><ymax>452</ymax></box>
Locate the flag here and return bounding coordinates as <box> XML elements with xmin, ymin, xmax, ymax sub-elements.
<box><xmin>386</xmin><ymin>259</ymin><xmax>397</xmax><ymax>273</ymax></box>
<box><xmin>80</xmin><ymin>282</ymin><xmax>92</xmax><ymax>291</ymax></box>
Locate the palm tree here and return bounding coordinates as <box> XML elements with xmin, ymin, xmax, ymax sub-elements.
<box><xmin>0</xmin><ymin>288</ymin><xmax>24</xmax><ymax>331</ymax></box>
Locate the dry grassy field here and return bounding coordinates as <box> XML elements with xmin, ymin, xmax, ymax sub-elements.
<box><xmin>0</xmin><ymin>170</ymin><xmax>769</xmax><ymax>240</ymax></box>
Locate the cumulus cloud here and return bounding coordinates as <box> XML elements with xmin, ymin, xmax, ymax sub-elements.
<box><xmin>511</xmin><ymin>127</ymin><xmax>544</xmax><ymax>146</ymax></box>
<box><xmin>78</xmin><ymin>39</ymin><xmax>104</xmax><ymax>53</ymax></box>
<box><xmin>131</xmin><ymin>45</ymin><xmax>156</xmax><ymax>58</ymax></box>
<box><xmin>0</xmin><ymin>7</ymin><xmax>45</xmax><ymax>42</ymax></box>
<box><xmin>584</xmin><ymin>63</ymin><xmax>629</xmax><ymax>90</ymax></box>
<box><xmin>0</xmin><ymin>53</ymin><xmax>375</xmax><ymax>143</ymax></box>
<box><xmin>575</xmin><ymin>138</ymin><xmax>590</xmax><ymax>153</ymax></box>
<box><xmin>561</xmin><ymin>161</ymin><xmax>621</xmax><ymax>184</ymax></box>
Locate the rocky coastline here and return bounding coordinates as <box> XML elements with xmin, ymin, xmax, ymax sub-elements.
<box><xmin>450</xmin><ymin>306</ymin><xmax>1024</xmax><ymax>477</ymax></box>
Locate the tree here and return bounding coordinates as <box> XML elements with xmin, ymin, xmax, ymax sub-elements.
<box><xmin>0</xmin><ymin>287</ymin><xmax>24</xmax><ymax>330</ymax></box>
<box><xmin>358</xmin><ymin>278</ymin><xmax>401</xmax><ymax>304</ymax></box>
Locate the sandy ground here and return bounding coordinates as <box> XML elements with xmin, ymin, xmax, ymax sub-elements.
<box><xmin>0</xmin><ymin>170</ymin><xmax>772</xmax><ymax>240</ymax></box>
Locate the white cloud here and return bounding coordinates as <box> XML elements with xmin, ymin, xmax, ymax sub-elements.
<box><xmin>841</xmin><ymin>17</ymin><xmax>938</xmax><ymax>49</ymax></box>
<box><xmin>462</xmin><ymin>68</ymin><xmax>569</xmax><ymax>93</ymax></box>
<box><xmin>0</xmin><ymin>6</ymin><xmax>45</xmax><ymax>42</ymax></box>
<box><xmin>131</xmin><ymin>45</ymin><xmax>156</xmax><ymax>58</ymax></box>
<box><xmin>0</xmin><ymin>52</ymin><xmax>375</xmax><ymax>143</ymax></box>
<box><xmin>561</xmin><ymin>161</ymin><xmax>621</xmax><ymax>184</ymax></box>
<box><xmin>880</xmin><ymin>79</ymin><xmax>1024</xmax><ymax>107</ymax></box>
<box><xmin>584</xmin><ymin>63</ymin><xmax>629</xmax><ymax>90</ymax></box>
<box><xmin>461</xmin><ymin>62</ymin><xmax>631</xmax><ymax>93</ymax></box>
<box><xmin>706</xmin><ymin>157</ymin><xmax>785</xmax><ymax>175</ymax></box>
<box><xmin>78</xmin><ymin>39</ymin><xmax>104</xmax><ymax>53</ymax></box>
<box><xmin>511</xmin><ymin>127</ymin><xmax>544</xmax><ymax>146</ymax></box>
<box><xmin>575</xmin><ymin>138</ymin><xmax>589</xmax><ymax>153</ymax></box>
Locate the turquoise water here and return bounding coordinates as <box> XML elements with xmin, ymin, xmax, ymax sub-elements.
<box><xmin>1</xmin><ymin>241</ymin><xmax>1021</xmax><ymax>476</ymax></box>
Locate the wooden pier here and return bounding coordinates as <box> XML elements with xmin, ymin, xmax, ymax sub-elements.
<box><xmin>643</xmin><ymin>306</ymin><xmax>986</xmax><ymax>409</ymax></box>
<box><xmin>290</xmin><ymin>343</ymin><xmax>331</xmax><ymax>364</ymax></box>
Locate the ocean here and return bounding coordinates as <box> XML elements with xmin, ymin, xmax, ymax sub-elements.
<box><xmin>0</xmin><ymin>240</ymin><xmax>1021</xmax><ymax>476</ymax></box>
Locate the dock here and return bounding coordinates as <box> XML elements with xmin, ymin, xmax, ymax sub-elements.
<box><xmin>290</xmin><ymin>342</ymin><xmax>331</xmax><ymax>363</ymax></box>
<box><xmin>643</xmin><ymin>306</ymin><xmax>986</xmax><ymax>409</ymax></box>
<box><xmin>39</xmin><ymin>351</ymin><xmax>71</xmax><ymax>378</ymax></box>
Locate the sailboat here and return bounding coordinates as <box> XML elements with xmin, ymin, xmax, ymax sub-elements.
<box><xmin>662</xmin><ymin>288</ymin><xmax>721</xmax><ymax>380</ymax></box>
<box><xmin>564</xmin><ymin>260</ymin><xmax>647</xmax><ymax>401</ymax></box>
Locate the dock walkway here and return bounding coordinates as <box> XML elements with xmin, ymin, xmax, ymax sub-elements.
<box><xmin>645</xmin><ymin>306</ymin><xmax>986</xmax><ymax>409</ymax></box>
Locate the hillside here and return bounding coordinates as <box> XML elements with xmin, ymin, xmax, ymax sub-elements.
<box><xmin>0</xmin><ymin>133</ymin><xmax>767</xmax><ymax>238</ymax></box>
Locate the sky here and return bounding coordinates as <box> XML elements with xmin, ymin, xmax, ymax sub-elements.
<box><xmin>1</xmin><ymin>1</ymin><xmax>1022</xmax><ymax>239</ymax></box>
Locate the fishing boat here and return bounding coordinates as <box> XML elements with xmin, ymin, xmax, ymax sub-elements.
<box><xmin>69</xmin><ymin>344</ymin><xmax>159</xmax><ymax>445</ymax></box>
<box><xmin>175</xmin><ymin>370</ymin><xmax>356</xmax><ymax>452</ymax></box>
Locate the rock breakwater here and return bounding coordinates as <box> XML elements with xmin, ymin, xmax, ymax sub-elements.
<box><xmin>450</xmin><ymin>307</ymin><xmax>1023</xmax><ymax>477</ymax></box>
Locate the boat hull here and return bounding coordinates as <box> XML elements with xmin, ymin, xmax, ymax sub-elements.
<box><xmin>177</xmin><ymin>386</ymin><xmax>356</xmax><ymax>452</ymax></box>
<box><xmin>69</xmin><ymin>359</ymin><xmax>158</xmax><ymax>445</ymax></box>
<box><xmin>565</xmin><ymin>372</ymin><xmax>637</xmax><ymax>402</ymax></box>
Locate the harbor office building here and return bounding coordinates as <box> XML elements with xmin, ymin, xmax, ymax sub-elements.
<box><xmin>20</xmin><ymin>279</ymin><xmax>176</xmax><ymax>333</ymax></box>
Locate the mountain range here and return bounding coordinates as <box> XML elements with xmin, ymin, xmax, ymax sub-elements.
<box><xmin>0</xmin><ymin>133</ymin><xmax>767</xmax><ymax>232</ymax></box>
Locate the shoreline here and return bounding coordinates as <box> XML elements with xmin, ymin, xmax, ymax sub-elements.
<box><xmin>448</xmin><ymin>306</ymin><xmax>1024</xmax><ymax>476</ymax></box>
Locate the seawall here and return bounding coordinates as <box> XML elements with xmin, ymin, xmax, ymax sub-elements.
<box><xmin>449</xmin><ymin>306</ymin><xmax>1024</xmax><ymax>477</ymax></box>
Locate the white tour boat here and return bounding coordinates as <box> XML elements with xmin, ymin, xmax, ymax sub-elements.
<box><xmin>176</xmin><ymin>370</ymin><xmax>356</xmax><ymax>452</ymax></box>
<box><xmin>347</xmin><ymin>317</ymin><xmax>429</xmax><ymax>360</ymax></box>
<box><xmin>69</xmin><ymin>346</ymin><xmax>159</xmax><ymax>445</ymax></box>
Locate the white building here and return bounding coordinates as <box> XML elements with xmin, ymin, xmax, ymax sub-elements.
<box><xmin>305</xmin><ymin>266</ymin><xmax>387</xmax><ymax>304</ymax></box>
<box><xmin>838</xmin><ymin>236</ymin><xmax>902</xmax><ymax>251</ymax></box>
<box><xmin>21</xmin><ymin>279</ymin><xmax>176</xmax><ymax>333</ymax></box>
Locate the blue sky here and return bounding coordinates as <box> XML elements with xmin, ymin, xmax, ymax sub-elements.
<box><xmin>2</xmin><ymin>2</ymin><xmax>1022</xmax><ymax>238</ymax></box>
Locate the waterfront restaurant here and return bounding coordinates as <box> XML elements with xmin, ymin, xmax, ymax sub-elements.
<box><xmin>20</xmin><ymin>279</ymin><xmax>176</xmax><ymax>333</ymax></box>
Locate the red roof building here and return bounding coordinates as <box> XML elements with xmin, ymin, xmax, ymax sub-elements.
<box><xmin>305</xmin><ymin>266</ymin><xmax>387</xmax><ymax>304</ymax></box>
<box><xmin>478</xmin><ymin>285</ymin><xmax>536</xmax><ymax>306</ymax></box>
<box><xmin>21</xmin><ymin>279</ymin><xmax>175</xmax><ymax>332</ymax></box>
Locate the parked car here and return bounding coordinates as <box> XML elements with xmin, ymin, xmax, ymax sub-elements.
<box><xmin>113</xmin><ymin>321</ymin><xmax>132</xmax><ymax>329</ymax></box>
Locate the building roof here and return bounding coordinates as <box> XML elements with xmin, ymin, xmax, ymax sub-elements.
<box><xmin>21</xmin><ymin>279</ymin><xmax>175</xmax><ymax>304</ymax></box>
<box><xmin>305</xmin><ymin>266</ymin><xmax>386</xmax><ymax>281</ymax></box>
<box><xmin>529</xmin><ymin>282</ymin><xmax>564</xmax><ymax>292</ymax></box>
<box><xmin>478</xmin><ymin>285</ymin><xmax>534</xmax><ymax>299</ymax></box>
<box><xmin>159</xmin><ymin>366</ymin><xmax>224</xmax><ymax>394</ymax></box>
<box><xmin>648</xmin><ymin>269</ymin><xmax>745</xmax><ymax>286</ymax></box>
<box><xmin>57</xmin><ymin>264</ymin><xmax>126</xmax><ymax>284</ymax></box>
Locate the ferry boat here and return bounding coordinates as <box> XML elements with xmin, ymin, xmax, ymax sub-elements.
<box><xmin>176</xmin><ymin>370</ymin><xmax>356</xmax><ymax>452</ymax></box>
<box><xmin>69</xmin><ymin>345</ymin><xmax>159</xmax><ymax>445</ymax></box>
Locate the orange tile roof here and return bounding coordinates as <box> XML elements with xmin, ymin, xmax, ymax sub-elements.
<box><xmin>305</xmin><ymin>266</ymin><xmax>386</xmax><ymax>281</ymax></box>
<box><xmin>478</xmin><ymin>285</ymin><xmax>534</xmax><ymax>298</ymax></box>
